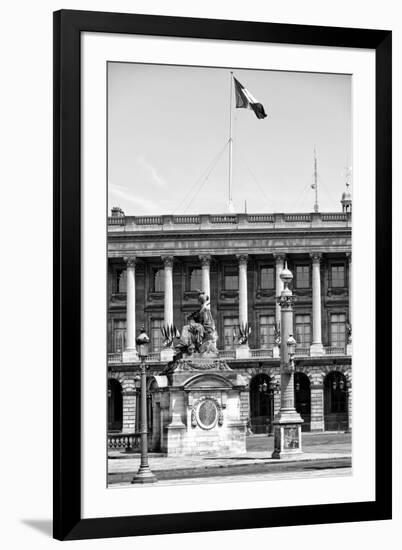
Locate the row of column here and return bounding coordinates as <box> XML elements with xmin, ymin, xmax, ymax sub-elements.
<box><xmin>123</xmin><ymin>252</ymin><xmax>351</xmax><ymax>353</ymax></box>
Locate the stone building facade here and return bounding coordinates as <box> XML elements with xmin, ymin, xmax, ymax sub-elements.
<box><xmin>107</xmin><ymin>200</ymin><xmax>352</xmax><ymax>450</ymax></box>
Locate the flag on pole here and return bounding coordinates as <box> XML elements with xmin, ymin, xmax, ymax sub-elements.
<box><xmin>233</xmin><ymin>77</ymin><xmax>267</xmax><ymax>119</ymax></box>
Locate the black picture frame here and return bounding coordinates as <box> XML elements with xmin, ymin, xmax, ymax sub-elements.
<box><xmin>53</xmin><ymin>9</ymin><xmax>392</xmax><ymax>541</ymax></box>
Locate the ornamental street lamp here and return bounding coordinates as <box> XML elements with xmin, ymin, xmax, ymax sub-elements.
<box><xmin>271</xmin><ymin>263</ymin><xmax>304</xmax><ymax>459</ymax></box>
<box><xmin>131</xmin><ymin>328</ymin><xmax>157</xmax><ymax>484</ymax></box>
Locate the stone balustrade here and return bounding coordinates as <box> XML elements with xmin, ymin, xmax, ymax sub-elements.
<box><xmin>108</xmin><ymin>211</ymin><xmax>351</xmax><ymax>231</ymax></box>
<box><xmin>108</xmin><ymin>346</ymin><xmax>348</xmax><ymax>365</ymax></box>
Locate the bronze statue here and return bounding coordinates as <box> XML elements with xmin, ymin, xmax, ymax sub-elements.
<box><xmin>175</xmin><ymin>291</ymin><xmax>218</xmax><ymax>357</ymax></box>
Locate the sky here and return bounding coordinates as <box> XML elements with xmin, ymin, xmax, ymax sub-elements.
<box><xmin>108</xmin><ymin>62</ymin><xmax>351</xmax><ymax>216</ymax></box>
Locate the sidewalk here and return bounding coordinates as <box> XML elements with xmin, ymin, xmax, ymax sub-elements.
<box><xmin>108</xmin><ymin>433</ymin><xmax>352</xmax><ymax>484</ymax></box>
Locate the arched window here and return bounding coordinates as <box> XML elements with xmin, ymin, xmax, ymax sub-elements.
<box><xmin>108</xmin><ymin>379</ymin><xmax>123</xmax><ymax>432</ymax></box>
<box><xmin>294</xmin><ymin>372</ymin><xmax>311</xmax><ymax>431</ymax></box>
<box><xmin>324</xmin><ymin>371</ymin><xmax>348</xmax><ymax>431</ymax></box>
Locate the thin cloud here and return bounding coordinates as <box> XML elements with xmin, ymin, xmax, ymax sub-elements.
<box><xmin>136</xmin><ymin>157</ymin><xmax>167</xmax><ymax>188</ymax></box>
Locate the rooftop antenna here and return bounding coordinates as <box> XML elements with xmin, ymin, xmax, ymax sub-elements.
<box><xmin>311</xmin><ymin>146</ymin><xmax>319</xmax><ymax>213</ymax></box>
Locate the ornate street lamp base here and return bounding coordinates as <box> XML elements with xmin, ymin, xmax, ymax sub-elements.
<box><xmin>131</xmin><ymin>466</ymin><xmax>157</xmax><ymax>484</ymax></box>
<box><xmin>271</xmin><ymin>416</ymin><xmax>303</xmax><ymax>459</ymax></box>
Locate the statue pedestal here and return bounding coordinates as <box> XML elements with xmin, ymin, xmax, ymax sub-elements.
<box><xmin>236</xmin><ymin>345</ymin><xmax>250</xmax><ymax>359</ymax></box>
<box><xmin>152</xmin><ymin>355</ymin><xmax>247</xmax><ymax>456</ymax></box>
<box><xmin>122</xmin><ymin>349</ymin><xmax>138</xmax><ymax>363</ymax></box>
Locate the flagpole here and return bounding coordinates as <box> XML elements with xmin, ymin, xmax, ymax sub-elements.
<box><xmin>228</xmin><ymin>71</ymin><xmax>234</xmax><ymax>212</ymax></box>
<box><xmin>313</xmin><ymin>146</ymin><xmax>319</xmax><ymax>213</ymax></box>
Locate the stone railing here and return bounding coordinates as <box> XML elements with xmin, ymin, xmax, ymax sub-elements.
<box><xmin>108</xmin><ymin>345</ymin><xmax>350</xmax><ymax>364</ymax></box>
<box><xmin>250</xmin><ymin>348</ymin><xmax>274</xmax><ymax>358</ymax></box>
<box><xmin>324</xmin><ymin>346</ymin><xmax>347</xmax><ymax>355</ymax></box>
<box><xmin>218</xmin><ymin>350</ymin><xmax>236</xmax><ymax>360</ymax></box>
<box><xmin>108</xmin><ymin>211</ymin><xmax>351</xmax><ymax>230</ymax></box>
<box><xmin>108</xmin><ymin>352</ymin><xmax>122</xmax><ymax>364</ymax></box>
<box><xmin>108</xmin><ymin>432</ymin><xmax>142</xmax><ymax>451</ymax></box>
<box><xmin>295</xmin><ymin>347</ymin><xmax>311</xmax><ymax>357</ymax></box>
<box><xmin>108</xmin><ymin>432</ymin><xmax>153</xmax><ymax>452</ymax></box>
<box><xmin>173</xmin><ymin>215</ymin><xmax>201</xmax><ymax>224</ymax></box>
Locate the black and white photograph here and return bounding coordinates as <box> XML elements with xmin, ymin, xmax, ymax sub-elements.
<box><xmin>106</xmin><ymin>62</ymin><xmax>353</xmax><ymax>488</ymax></box>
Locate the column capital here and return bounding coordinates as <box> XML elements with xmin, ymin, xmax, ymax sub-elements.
<box><xmin>124</xmin><ymin>256</ymin><xmax>137</xmax><ymax>268</ymax></box>
<box><xmin>345</xmin><ymin>251</ymin><xmax>352</xmax><ymax>261</ymax></box>
<box><xmin>310</xmin><ymin>252</ymin><xmax>322</xmax><ymax>263</ymax></box>
<box><xmin>199</xmin><ymin>254</ymin><xmax>212</xmax><ymax>267</ymax></box>
<box><xmin>236</xmin><ymin>254</ymin><xmax>248</xmax><ymax>266</ymax></box>
<box><xmin>273</xmin><ymin>252</ymin><xmax>286</xmax><ymax>262</ymax></box>
<box><xmin>161</xmin><ymin>255</ymin><xmax>174</xmax><ymax>268</ymax></box>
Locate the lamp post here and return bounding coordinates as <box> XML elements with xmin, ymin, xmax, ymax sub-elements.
<box><xmin>272</xmin><ymin>263</ymin><xmax>303</xmax><ymax>458</ymax></box>
<box><xmin>131</xmin><ymin>328</ymin><xmax>157</xmax><ymax>484</ymax></box>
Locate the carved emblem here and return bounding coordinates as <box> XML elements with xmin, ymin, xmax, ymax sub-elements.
<box><xmin>191</xmin><ymin>396</ymin><xmax>223</xmax><ymax>430</ymax></box>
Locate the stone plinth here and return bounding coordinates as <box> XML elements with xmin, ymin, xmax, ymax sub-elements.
<box><xmin>235</xmin><ymin>345</ymin><xmax>250</xmax><ymax>359</ymax></box>
<box><xmin>150</xmin><ymin>355</ymin><xmax>247</xmax><ymax>456</ymax></box>
<box><xmin>272</xmin><ymin>411</ymin><xmax>303</xmax><ymax>459</ymax></box>
<box><xmin>122</xmin><ymin>349</ymin><xmax>138</xmax><ymax>363</ymax></box>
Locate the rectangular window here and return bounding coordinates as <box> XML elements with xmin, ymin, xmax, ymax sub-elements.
<box><xmin>260</xmin><ymin>266</ymin><xmax>274</xmax><ymax>289</ymax></box>
<box><xmin>152</xmin><ymin>268</ymin><xmax>164</xmax><ymax>292</ymax></box>
<box><xmin>295</xmin><ymin>314</ymin><xmax>311</xmax><ymax>346</ymax></box>
<box><xmin>330</xmin><ymin>313</ymin><xmax>346</xmax><ymax>347</ymax></box>
<box><xmin>115</xmin><ymin>269</ymin><xmax>127</xmax><ymax>293</ymax></box>
<box><xmin>331</xmin><ymin>264</ymin><xmax>345</xmax><ymax>288</ymax></box>
<box><xmin>259</xmin><ymin>315</ymin><xmax>275</xmax><ymax>348</ymax></box>
<box><xmin>189</xmin><ymin>268</ymin><xmax>202</xmax><ymax>291</ymax></box>
<box><xmin>113</xmin><ymin>319</ymin><xmax>126</xmax><ymax>352</ymax></box>
<box><xmin>150</xmin><ymin>318</ymin><xmax>164</xmax><ymax>352</ymax></box>
<box><xmin>223</xmin><ymin>317</ymin><xmax>239</xmax><ymax>350</ymax></box>
<box><xmin>295</xmin><ymin>265</ymin><xmax>310</xmax><ymax>288</ymax></box>
<box><xmin>224</xmin><ymin>266</ymin><xmax>238</xmax><ymax>290</ymax></box>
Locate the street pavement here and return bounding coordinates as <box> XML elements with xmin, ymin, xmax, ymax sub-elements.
<box><xmin>110</xmin><ymin>467</ymin><xmax>352</xmax><ymax>487</ymax></box>
<box><xmin>108</xmin><ymin>432</ymin><xmax>352</xmax><ymax>486</ymax></box>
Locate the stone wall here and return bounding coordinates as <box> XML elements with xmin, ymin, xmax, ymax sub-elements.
<box><xmin>108</xmin><ymin>358</ymin><xmax>352</xmax><ymax>446</ymax></box>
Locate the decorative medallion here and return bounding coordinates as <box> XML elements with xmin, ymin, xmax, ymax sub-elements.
<box><xmin>192</xmin><ymin>396</ymin><xmax>224</xmax><ymax>430</ymax></box>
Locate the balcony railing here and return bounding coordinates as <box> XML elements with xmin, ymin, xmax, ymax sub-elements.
<box><xmin>218</xmin><ymin>350</ymin><xmax>236</xmax><ymax>360</ymax></box>
<box><xmin>295</xmin><ymin>346</ymin><xmax>310</xmax><ymax>357</ymax></box>
<box><xmin>250</xmin><ymin>348</ymin><xmax>274</xmax><ymax>358</ymax></box>
<box><xmin>108</xmin><ymin>352</ymin><xmax>122</xmax><ymax>364</ymax></box>
<box><xmin>324</xmin><ymin>346</ymin><xmax>347</xmax><ymax>355</ymax></box>
<box><xmin>108</xmin><ymin>346</ymin><xmax>348</xmax><ymax>364</ymax></box>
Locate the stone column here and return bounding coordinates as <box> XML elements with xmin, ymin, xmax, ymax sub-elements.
<box><xmin>274</xmin><ymin>253</ymin><xmax>285</xmax><ymax>325</ymax></box>
<box><xmin>236</xmin><ymin>254</ymin><xmax>250</xmax><ymax>358</ymax></box>
<box><xmin>162</xmin><ymin>256</ymin><xmax>174</xmax><ymax>328</ymax></box>
<box><xmin>199</xmin><ymin>254</ymin><xmax>211</xmax><ymax>297</ymax></box>
<box><xmin>310</xmin><ymin>253</ymin><xmax>324</xmax><ymax>356</ymax></box>
<box><xmin>160</xmin><ymin>256</ymin><xmax>174</xmax><ymax>362</ymax></box>
<box><xmin>346</xmin><ymin>252</ymin><xmax>352</xmax><ymax>355</ymax></box>
<box><xmin>347</xmin><ymin>378</ymin><xmax>352</xmax><ymax>432</ymax></box>
<box><xmin>122</xmin><ymin>257</ymin><xmax>138</xmax><ymax>363</ymax></box>
<box><xmin>273</xmin><ymin>254</ymin><xmax>285</xmax><ymax>358</ymax></box>
<box><xmin>237</xmin><ymin>254</ymin><xmax>248</xmax><ymax>328</ymax></box>
<box><xmin>347</xmin><ymin>252</ymin><xmax>352</xmax><ymax>322</ymax></box>
<box><xmin>310</xmin><ymin>385</ymin><xmax>324</xmax><ymax>431</ymax></box>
